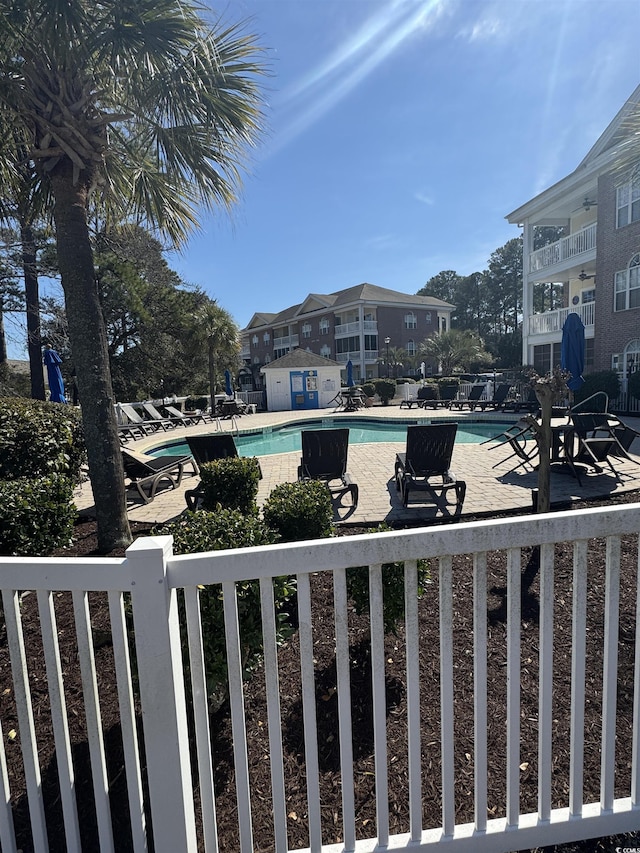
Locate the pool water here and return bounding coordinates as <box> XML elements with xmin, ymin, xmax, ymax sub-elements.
<box><xmin>152</xmin><ymin>417</ymin><xmax>505</xmax><ymax>458</ymax></box>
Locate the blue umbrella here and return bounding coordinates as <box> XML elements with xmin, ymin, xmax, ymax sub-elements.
<box><xmin>224</xmin><ymin>369</ymin><xmax>233</xmax><ymax>396</ymax></box>
<box><xmin>43</xmin><ymin>347</ymin><xmax>67</xmax><ymax>403</ymax></box>
<box><xmin>561</xmin><ymin>312</ymin><xmax>585</xmax><ymax>392</ymax></box>
<box><xmin>346</xmin><ymin>359</ymin><xmax>354</xmax><ymax>387</ymax></box>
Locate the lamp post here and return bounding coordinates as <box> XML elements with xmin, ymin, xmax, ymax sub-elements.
<box><xmin>385</xmin><ymin>337</ymin><xmax>390</xmax><ymax>378</ymax></box>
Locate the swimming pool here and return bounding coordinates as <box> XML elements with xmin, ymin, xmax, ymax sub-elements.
<box><xmin>151</xmin><ymin>417</ymin><xmax>506</xmax><ymax>458</ymax></box>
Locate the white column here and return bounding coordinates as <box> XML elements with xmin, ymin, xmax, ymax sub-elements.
<box><xmin>522</xmin><ymin>222</ymin><xmax>534</xmax><ymax>365</ymax></box>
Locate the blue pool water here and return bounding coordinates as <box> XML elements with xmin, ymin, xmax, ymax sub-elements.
<box><xmin>152</xmin><ymin>417</ymin><xmax>505</xmax><ymax>458</ymax></box>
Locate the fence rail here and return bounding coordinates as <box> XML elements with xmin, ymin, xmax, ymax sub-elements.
<box><xmin>2</xmin><ymin>505</ymin><xmax>640</xmax><ymax>851</ymax></box>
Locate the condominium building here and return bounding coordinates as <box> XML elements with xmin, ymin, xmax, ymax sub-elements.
<box><xmin>240</xmin><ymin>282</ymin><xmax>454</xmax><ymax>388</ymax></box>
<box><xmin>506</xmin><ymin>84</ymin><xmax>640</xmax><ymax>396</ymax></box>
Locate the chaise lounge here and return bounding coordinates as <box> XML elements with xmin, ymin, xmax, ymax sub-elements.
<box><xmin>297</xmin><ymin>428</ymin><xmax>358</xmax><ymax>508</ymax></box>
<box><xmin>122</xmin><ymin>447</ymin><xmax>198</xmax><ymax>504</ymax></box>
<box><xmin>394</xmin><ymin>423</ymin><xmax>466</xmax><ymax>511</ymax></box>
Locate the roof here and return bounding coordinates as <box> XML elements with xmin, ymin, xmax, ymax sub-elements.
<box><xmin>243</xmin><ymin>282</ymin><xmax>454</xmax><ymax>331</ymax></box>
<box><xmin>261</xmin><ymin>349</ymin><xmax>341</xmax><ymax>370</ymax></box>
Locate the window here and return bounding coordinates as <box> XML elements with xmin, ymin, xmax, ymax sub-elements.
<box><xmin>440</xmin><ymin>317</ymin><xmax>447</xmax><ymax>332</ymax></box>
<box><xmin>425</xmin><ymin>311</ymin><xmax>432</xmax><ymax>323</ymax></box>
<box><xmin>336</xmin><ymin>336</ymin><xmax>359</xmax><ymax>354</ymax></box>
<box><xmin>253</xmin><ymin>356</ymin><xmax>260</xmax><ymax>364</ymax></box>
<box><xmin>581</xmin><ymin>289</ymin><xmax>595</xmax><ymax>304</ymax></box>
<box><xmin>406</xmin><ymin>339</ymin><xmax>416</xmax><ymax>356</ymax></box>
<box><xmin>616</xmin><ymin>174</ymin><xmax>640</xmax><ymax>227</ymax></box>
<box><xmin>614</xmin><ymin>253</ymin><xmax>640</xmax><ymax>311</ymax></box>
<box><xmin>302</xmin><ymin>322</ymin><xmax>311</xmax><ymax>339</ymax></box>
<box><xmin>625</xmin><ymin>339</ymin><xmax>640</xmax><ymax>380</ymax></box>
<box><xmin>320</xmin><ymin>344</ymin><xmax>331</xmax><ymax>358</ymax></box>
<box><xmin>585</xmin><ymin>337</ymin><xmax>595</xmax><ymax>371</ymax></box>
<box><xmin>252</xmin><ymin>334</ymin><xmax>258</xmax><ymax>346</ymax></box>
<box><xmin>404</xmin><ymin>312</ymin><xmax>417</xmax><ymax>329</ymax></box>
<box><xmin>533</xmin><ymin>342</ymin><xmax>562</xmax><ymax>375</ymax></box>
<box><xmin>319</xmin><ymin>317</ymin><xmax>330</xmax><ymax>335</ymax></box>
<box><xmin>364</xmin><ymin>334</ymin><xmax>377</xmax><ymax>351</ymax></box>
<box><xmin>263</xmin><ymin>332</ymin><xmax>270</xmax><ymax>343</ymax></box>
<box><xmin>264</xmin><ymin>353</ymin><xmax>271</xmax><ymax>363</ymax></box>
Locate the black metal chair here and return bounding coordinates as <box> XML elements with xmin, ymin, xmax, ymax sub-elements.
<box><xmin>122</xmin><ymin>448</ymin><xmax>198</xmax><ymax>504</ymax></box>
<box><xmin>566</xmin><ymin>413</ymin><xmax>626</xmax><ymax>485</ymax></box>
<box><xmin>394</xmin><ymin>424</ymin><xmax>466</xmax><ymax>511</ymax></box>
<box><xmin>476</xmin><ymin>383</ymin><xmax>512</xmax><ymax>411</ymax></box>
<box><xmin>297</xmin><ymin>428</ymin><xmax>358</xmax><ymax>507</ymax></box>
<box><xmin>449</xmin><ymin>383</ymin><xmax>487</xmax><ymax>411</ymax></box>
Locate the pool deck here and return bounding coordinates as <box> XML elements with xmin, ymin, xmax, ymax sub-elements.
<box><xmin>74</xmin><ymin>404</ymin><xmax>640</xmax><ymax>528</ymax></box>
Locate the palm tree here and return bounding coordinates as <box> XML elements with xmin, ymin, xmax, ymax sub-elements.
<box><xmin>420</xmin><ymin>329</ymin><xmax>492</xmax><ymax>376</ymax></box>
<box><xmin>188</xmin><ymin>301</ymin><xmax>240</xmax><ymax>413</ymax></box>
<box><xmin>0</xmin><ymin>0</ymin><xmax>265</xmax><ymax>550</ymax></box>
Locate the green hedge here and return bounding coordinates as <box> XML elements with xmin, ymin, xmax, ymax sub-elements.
<box><xmin>573</xmin><ymin>371</ymin><xmax>621</xmax><ymax>404</ymax></box>
<box><xmin>373</xmin><ymin>378</ymin><xmax>396</xmax><ymax>405</ymax></box>
<box><xmin>0</xmin><ymin>475</ymin><xmax>76</xmax><ymax>556</ymax></box>
<box><xmin>199</xmin><ymin>456</ymin><xmax>261</xmax><ymax>514</ymax></box>
<box><xmin>0</xmin><ymin>397</ymin><xmax>85</xmax><ymax>482</ymax></box>
<box><xmin>629</xmin><ymin>371</ymin><xmax>640</xmax><ymax>401</ymax></box>
<box><xmin>262</xmin><ymin>480</ymin><xmax>334</xmax><ymax>542</ymax></box>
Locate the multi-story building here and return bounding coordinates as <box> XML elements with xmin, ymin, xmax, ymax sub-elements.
<box><xmin>506</xmin><ymin>84</ymin><xmax>640</xmax><ymax>397</ymax></box>
<box><xmin>240</xmin><ymin>282</ymin><xmax>454</xmax><ymax>388</ymax></box>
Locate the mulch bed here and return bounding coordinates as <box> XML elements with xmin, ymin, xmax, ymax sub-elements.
<box><xmin>2</xmin><ymin>493</ymin><xmax>640</xmax><ymax>852</ymax></box>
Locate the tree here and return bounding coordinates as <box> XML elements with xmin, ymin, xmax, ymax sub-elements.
<box><xmin>186</xmin><ymin>301</ymin><xmax>240</xmax><ymax>413</ymax></box>
<box><xmin>0</xmin><ymin>1</ymin><xmax>266</xmax><ymax>551</ymax></box>
<box><xmin>419</xmin><ymin>329</ymin><xmax>492</xmax><ymax>376</ymax></box>
<box><xmin>417</xmin><ymin>270</ymin><xmax>461</xmax><ymax>305</ymax></box>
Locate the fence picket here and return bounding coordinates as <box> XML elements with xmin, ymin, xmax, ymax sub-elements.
<box><xmin>473</xmin><ymin>552</ymin><xmax>488</xmax><ymax>833</ymax></box>
<box><xmin>570</xmin><ymin>539</ymin><xmax>588</xmax><ymax>817</ymax></box>
<box><xmin>506</xmin><ymin>547</ymin><xmax>522</xmax><ymax>828</ymax></box>
<box><xmin>601</xmin><ymin>535</ymin><xmax>621</xmax><ymax>811</ymax></box>
<box><xmin>538</xmin><ymin>542</ymin><xmax>555</xmax><ymax>822</ymax></box>
<box><xmin>439</xmin><ymin>555</ymin><xmax>455</xmax><ymax>836</ymax></box>
<box><xmin>333</xmin><ymin>567</ymin><xmax>356</xmax><ymax>851</ymax></box>
<box><xmin>404</xmin><ymin>560</ymin><xmax>422</xmax><ymax>842</ymax></box>
<box><xmin>369</xmin><ymin>563</ymin><xmax>389</xmax><ymax>846</ymax></box>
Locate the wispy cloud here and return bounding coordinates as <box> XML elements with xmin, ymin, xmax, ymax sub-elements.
<box><xmin>268</xmin><ymin>0</ymin><xmax>448</xmax><ymax>156</ymax></box>
<box><xmin>365</xmin><ymin>233</ymin><xmax>405</xmax><ymax>251</ymax></box>
<box><xmin>415</xmin><ymin>191</ymin><xmax>435</xmax><ymax>206</ymax></box>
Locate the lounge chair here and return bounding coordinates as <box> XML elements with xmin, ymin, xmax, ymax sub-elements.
<box><xmin>394</xmin><ymin>423</ymin><xmax>466</xmax><ymax>511</ymax></box>
<box><xmin>502</xmin><ymin>388</ymin><xmax>539</xmax><ymax>414</ymax></box>
<box><xmin>401</xmin><ymin>386</ymin><xmax>437</xmax><ymax>409</ymax></box>
<box><xmin>117</xmin><ymin>403</ymin><xmax>164</xmax><ymax>436</ymax></box>
<box><xmin>297</xmin><ymin>428</ymin><xmax>358</xmax><ymax>507</ymax></box>
<box><xmin>419</xmin><ymin>384</ymin><xmax>459</xmax><ymax>409</ymax></box>
<box><xmin>488</xmin><ymin>422</ymin><xmax>539</xmax><ymax>474</ymax></box>
<box><xmin>450</xmin><ymin>383</ymin><xmax>487</xmax><ymax>411</ymax></box>
<box><xmin>476</xmin><ymin>383</ymin><xmax>512</xmax><ymax>411</ymax></box>
<box><xmin>140</xmin><ymin>402</ymin><xmax>183</xmax><ymax>430</ymax></box>
<box><xmin>122</xmin><ymin>447</ymin><xmax>198</xmax><ymax>504</ymax></box>
<box><xmin>163</xmin><ymin>404</ymin><xmax>206</xmax><ymax>426</ymax></box>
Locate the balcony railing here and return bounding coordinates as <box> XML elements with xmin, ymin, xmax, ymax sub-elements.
<box><xmin>528</xmin><ymin>223</ymin><xmax>596</xmax><ymax>274</ymax></box>
<box><xmin>334</xmin><ymin>320</ymin><xmax>378</xmax><ymax>336</ymax></box>
<box><xmin>273</xmin><ymin>334</ymin><xmax>299</xmax><ymax>349</ymax></box>
<box><xmin>336</xmin><ymin>350</ymin><xmax>378</xmax><ymax>364</ymax></box>
<box><xmin>528</xmin><ymin>301</ymin><xmax>595</xmax><ymax>335</ymax></box>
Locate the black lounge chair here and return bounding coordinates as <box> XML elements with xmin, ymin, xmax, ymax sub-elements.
<box><xmin>141</xmin><ymin>402</ymin><xmax>183</xmax><ymax>430</ymax></box>
<box><xmin>118</xmin><ymin>403</ymin><xmax>164</xmax><ymax>436</ymax></box>
<box><xmin>394</xmin><ymin>423</ymin><xmax>466</xmax><ymax>511</ymax></box>
<box><xmin>122</xmin><ymin>447</ymin><xmax>198</xmax><ymax>504</ymax></box>
<box><xmin>449</xmin><ymin>383</ymin><xmax>487</xmax><ymax>411</ymax></box>
<box><xmin>477</xmin><ymin>383</ymin><xmax>512</xmax><ymax>411</ymax></box>
<box><xmin>565</xmin><ymin>413</ymin><xmax>626</xmax><ymax>485</ymax></box>
<box><xmin>401</xmin><ymin>386</ymin><xmax>438</xmax><ymax>409</ymax></box>
<box><xmin>297</xmin><ymin>428</ymin><xmax>358</xmax><ymax>507</ymax></box>
<box><xmin>419</xmin><ymin>384</ymin><xmax>459</xmax><ymax>409</ymax></box>
<box><xmin>503</xmin><ymin>388</ymin><xmax>539</xmax><ymax>414</ymax></box>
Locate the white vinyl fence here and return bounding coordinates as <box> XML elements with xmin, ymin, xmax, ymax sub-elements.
<box><xmin>2</xmin><ymin>505</ymin><xmax>640</xmax><ymax>852</ymax></box>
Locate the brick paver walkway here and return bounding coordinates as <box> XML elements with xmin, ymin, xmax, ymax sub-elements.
<box><xmin>74</xmin><ymin>405</ymin><xmax>640</xmax><ymax>527</ymax></box>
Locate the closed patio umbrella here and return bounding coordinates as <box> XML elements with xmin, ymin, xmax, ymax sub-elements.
<box><xmin>224</xmin><ymin>369</ymin><xmax>233</xmax><ymax>396</ymax></box>
<box><xmin>346</xmin><ymin>359</ymin><xmax>354</xmax><ymax>387</ymax></box>
<box><xmin>561</xmin><ymin>312</ymin><xmax>585</xmax><ymax>392</ymax></box>
<box><xmin>43</xmin><ymin>346</ymin><xmax>66</xmax><ymax>403</ymax></box>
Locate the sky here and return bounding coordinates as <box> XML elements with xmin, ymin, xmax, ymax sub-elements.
<box><xmin>5</xmin><ymin>0</ymin><xmax>640</xmax><ymax>355</ymax></box>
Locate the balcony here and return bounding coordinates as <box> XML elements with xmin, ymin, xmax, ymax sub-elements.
<box><xmin>336</xmin><ymin>350</ymin><xmax>378</xmax><ymax>364</ymax></box>
<box><xmin>528</xmin><ymin>223</ymin><xmax>596</xmax><ymax>275</ymax></box>
<box><xmin>334</xmin><ymin>320</ymin><xmax>378</xmax><ymax>336</ymax></box>
<box><xmin>528</xmin><ymin>301</ymin><xmax>595</xmax><ymax>335</ymax></box>
<box><xmin>273</xmin><ymin>334</ymin><xmax>299</xmax><ymax>349</ymax></box>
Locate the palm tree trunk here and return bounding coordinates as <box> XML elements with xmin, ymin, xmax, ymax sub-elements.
<box><xmin>208</xmin><ymin>338</ymin><xmax>216</xmax><ymax>413</ymax></box>
<box><xmin>21</xmin><ymin>223</ymin><xmax>46</xmax><ymax>400</ymax></box>
<box><xmin>50</xmin><ymin>168</ymin><xmax>131</xmax><ymax>552</ymax></box>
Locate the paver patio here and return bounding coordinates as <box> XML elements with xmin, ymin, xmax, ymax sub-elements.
<box><xmin>74</xmin><ymin>405</ymin><xmax>640</xmax><ymax>527</ymax></box>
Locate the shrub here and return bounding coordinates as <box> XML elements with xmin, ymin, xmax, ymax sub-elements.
<box><xmin>628</xmin><ymin>371</ymin><xmax>640</xmax><ymax>401</ymax></box>
<box><xmin>185</xmin><ymin>395</ymin><xmax>208</xmax><ymax>411</ymax></box>
<box><xmin>573</xmin><ymin>370</ymin><xmax>621</xmax><ymax>404</ymax></box>
<box><xmin>347</xmin><ymin>525</ymin><xmax>431</xmax><ymax>634</ymax></box>
<box><xmin>0</xmin><ymin>397</ymin><xmax>85</xmax><ymax>482</ymax></box>
<box><xmin>395</xmin><ymin>377</ymin><xmax>416</xmax><ymax>385</ymax></box>
<box><xmin>374</xmin><ymin>378</ymin><xmax>396</xmax><ymax>405</ymax></box>
<box><xmin>0</xmin><ymin>475</ymin><xmax>76</xmax><ymax>556</ymax></box>
<box><xmin>157</xmin><ymin>509</ymin><xmax>295</xmax><ymax>704</ymax></box>
<box><xmin>361</xmin><ymin>382</ymin><xmax>376</xmax><ymax>398</ymax></box>
<box><xmin>199</xmin><ymin>456</ymin><xmax>261</xmax><ymax>514</ymax></box>
<box><xmin>262</xmin><ymin>480</ymin><xmax>333</xmax><ymax>542</ymax></box>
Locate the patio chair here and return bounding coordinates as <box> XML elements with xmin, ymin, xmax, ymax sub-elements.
<box><xmin>476</xmin><ymin>383</ymin><xmax>512</xmax><ymax>411</ymax></box>
<box><xmin>449</xmin><ymin>383</ymin><xmax>487</xmax><ymax>411</ymax></box>
<box><xmin>419</xmin><ymin>384</ymin><xmax>459</xmax><ymax>409</ymax></box>
<box><xmin>118</xmin><ymin>403</ymin><xmax>165</xmax><ymax>436</ymax></box>
<box><xmin>164</xmin><ymin>404</ymin><xmax>206</xmax><ymax>426</ymax></box>
<box><xmin>140</xmin><ymin>402</ymin><xmax>183</xmax><ymax>430</ymax></box>
<box><xmin>565</xmin><ymin>412</ymin><xmax>626</xmax><ymax>486</ymax></box>
<box><xmin>394</xmin><ymin>423</ymin><xmax>466</xmax><ymax>511</ymax></box>
<box><xmin>122</xmin><ymin>447</ymin><xmax>198</xmax><ymax>504</ymax></box>
<box><xmin>297</xmin><ymin>428</ymin><xmax>358</xmax><ymax>507</ymax></box>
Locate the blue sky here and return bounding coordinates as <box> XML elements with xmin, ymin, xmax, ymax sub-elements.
<box><xmin>5</xmin><ymin>0</ymin><xmax>640</xmax><ymax>356</ymax></box>
<box><xmin>165</xmin><ymin>0</ymin><xmax>640</xmax><ymax>331</ymax></box>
